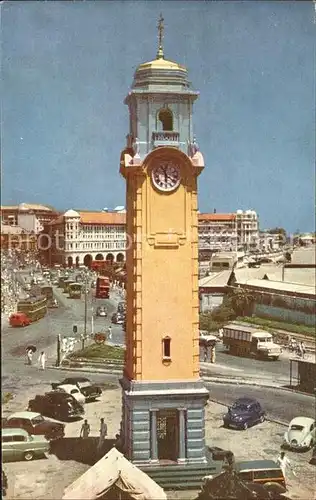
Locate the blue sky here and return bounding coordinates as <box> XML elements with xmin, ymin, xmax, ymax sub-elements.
<box><xmin>2</xmin><ymin>1</ymin><xmax>315</xmax><ymax>232</ymax></box>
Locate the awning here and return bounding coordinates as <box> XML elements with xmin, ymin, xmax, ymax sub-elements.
<box><xmin>62</xmin><ymin>447</ymin><xmax>167</xmax><ymax>500</ymax></box>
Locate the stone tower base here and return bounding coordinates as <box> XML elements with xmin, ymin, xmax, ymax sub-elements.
<box><xmin>120</xmin><ymin>377</ymin><xmax>209</xmax><ymax>466</ymax></box>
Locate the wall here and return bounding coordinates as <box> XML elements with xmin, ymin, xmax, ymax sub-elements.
<box><xmin>254</xmin><ymin>304</ymin><xmax>316</xmax><ymax>326</ymax></box>
<box><xmin>200</xmin><ymin>293</ymin><xmax>224</xmax><ymax>313</ymax></box>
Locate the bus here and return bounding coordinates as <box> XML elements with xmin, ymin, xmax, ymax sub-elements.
<box><xmin>69</xmin><ymin>283</ymin><xmax>82</xmax><ymax>299</ymax></box>
<box><xmin>62</xmin><ymin>280</ymin><xmax>75</xmax><ymax>294</ymax></box>
<box><xmin>17</xmin><ymin>297</ymin><xmax>47</xmax><ymax>322</ymax></box>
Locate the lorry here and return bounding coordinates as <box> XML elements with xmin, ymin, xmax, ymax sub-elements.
<box><xmin>222</xmin><ymin>323</ymin><xmax>282</xmax><ymax>360</ymax></box>
<box><xmin>95</xmin><ymin>276</ymin><xmax>110</xmax><ymax>299</ymax></box>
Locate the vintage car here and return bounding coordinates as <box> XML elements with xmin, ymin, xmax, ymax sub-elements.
<box><xmin>223</xmin><ymin>397</ymin><xmax>265</xmax><ymax>430</ymax></box>
<box><xmin>2</xmin><ymin>412</ymin><xmax>64</xmax><ymax>441</ymax></box>
<box><xmin>9</xmin><ymin>312</ymin><xmax>31</xmax><ymax>327</ymax></box>
<box><xmin>28</xmin><ymin>392</ymin><xmax>84</xmax><ymax>421</ymax></box>
<box><xmin>52</xmin><ymin>377</ymin><xmax>102</xmax><ymax>402</ymax></box>
<box><xmin>283</xmin><ymin>417</ymin><xmax>316</xmax><ymax>451</ymax></box>
<box><xmin>52</xmin><ymin>384</ymin><xmax>85</xmax><ymax>405</ymax></box>
<box><xmin>96</xmin><ymin>306</ymin><xmax>107</xmax><ymax>317</ymax></box>
<box><xmin>235</xmin><ymin>460</ymin><xmax>286</xmax><ymax>492</ymax></box>
<box><xmin>111</xmin><ymin>312</ymin><xmax>125</xmax><ymax>325</ymax></box>
<box><xmin>2</xmin><ymin>428</ymin><xmax>49</xmax><ymax>462</ymax></box>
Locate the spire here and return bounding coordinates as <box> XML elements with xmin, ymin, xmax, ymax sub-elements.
<box><xmin>156</xmin><ymin>13</ymin><xmax>164</xmax><ymax>59</ymax></box>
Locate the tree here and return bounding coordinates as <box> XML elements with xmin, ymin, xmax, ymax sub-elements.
<box><xmin>228</xmin><ymin>287</ymin><xmax>255</xmax><ymax>317</ymax></box>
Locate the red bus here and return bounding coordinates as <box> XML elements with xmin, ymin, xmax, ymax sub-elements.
<box><xmin>95</xmin><ymin>276</ymin><xmax>110</xmax><ymax>299</ymax></box>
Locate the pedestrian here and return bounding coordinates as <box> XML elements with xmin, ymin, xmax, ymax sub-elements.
<box><xmin>203</xmin><ymin>345</ymin><xmax>208</xmax><ymax>362</ymax></box>
<box><xmin>26</xmin><ymin>348</ymin><xmax>33</xmax><ymax>365</ymax></box>
<box><xmin>97</xmin><ymin>417</ymin><xmax>108</xmax><ymax>452</ymax></box>
<box><xmin>80</xmin><ymin>419</ymin><xmax>90</xmax><ymax>439</ymax></box>
<box><xmin>277</xmin><ymin>451</ymin><xmax>294</xmax><ymax>480</ymax></box>
<box><xmin>38</xmin><ymin>351</ymin><xmax>46</xmax><ymax>370</ymax></box>
<box><xmin>301</xmin><ymin>341</ymin><xmax>306</xmax><ymax>359</ymax></box>
<box><xmin>108</xmin><ymin>325</ymin><xmax>112</xmax><ymax>341</ymax></box>
<box><xmin>210</xmin><ymin>343</ymin><xmax>216</xmax><ymax>364</ymax></box>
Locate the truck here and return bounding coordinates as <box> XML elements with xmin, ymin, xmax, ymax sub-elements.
<box><xmin>95</xmin><ymin>276</ymin><xmax>110</xmax><ymax>299</ymax></box>
<box><xmin>222</xmin><ymin>323</ymin><xmax>282</xmax><ymax>360</ymax></box>
<box><xmin>69</xmin><ymin>283</ymin><xmax>82</xmax><ymax>299</ymax></box>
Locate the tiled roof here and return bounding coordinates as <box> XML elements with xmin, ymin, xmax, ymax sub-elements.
<box><xmin>79</xmin><ymin>212</ymin><xmax>126</xmax><ymax>225</ymax></box>
<box><xmin>198</xmin><ymin>213</ymin><xmax>236</xmax><ymax>222</ymax></box>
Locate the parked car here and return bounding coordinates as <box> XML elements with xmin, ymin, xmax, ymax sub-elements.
<box><xmin>28</xmin><ymin>392</ymin><xmax>84</xmax><ymax>421</ymax></box>
<box><xmin>52</xmin><ymin>384</ymin><xmax>85</xmax><ymax>405</ymax></box>
<box><xmin>111</xmin><ymin>312</ymin><xmax>124</xmax><ymax>325</ymax></box>
<box><xmin>47</xmin><ymin>298</ymin><xmax>58</xmax><ymax>308</ymax></box>
<box><xmin>235</xmin><ymin>460</ymin><xmax>286</xmax><ymax>492</ymax></box>
<box><xmin>283</xmin><ymin>417</ymin><xmax>316</xmax><ymax>451</ymax></box>
<box><xmin>2</xmin><ymin>412</ymin><xmax>64</xmax><ymax>441</ymax></box>
<box><xmin>223</xmin><ymin>397</ymin><xmax>265</xmax><ymax>430</ymax></box>
<box><xmin>117</xmin><ymin>302</ymin><xmax>126</xmax><ymax>314</ymax></box>
<box><xmin>52</xmin><ymin>377</ymin><xmax>102</xmax><ymax>402</ymax></box>
<box><xmin>96</xmin><ymin>306</ymin><xmax>107</xmax><ymax>317</ymax></box>
<box><xmin>9</xmin><ymin>312</ymin><xmax>31</xmax><ymax>327</ymax></box>
<box><xmin>2</xmin><ymin>428</ymin><xmax>49</xmax><ymax>462</ymax></box>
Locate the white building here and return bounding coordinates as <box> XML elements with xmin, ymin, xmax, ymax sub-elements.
<box><xmin>198</xmin><ymin>210</ymin><xmax>259</xmax><ymax>255</ymax></box>
<box><xmin>44</xmin><ymin>209</ymin><xmax>127</xmax><ymax>267</ymax></box>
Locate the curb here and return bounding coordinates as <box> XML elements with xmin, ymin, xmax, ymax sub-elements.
<box><xmin>49</xmin><ymin>365</ymin><xmax>122</xmax><ymax>375</ymax></box>
<box><xmin>48</xmin><ymin>364</ymin><xmax>314</xmax><ymax>398</ymax></box>
<box><xmin>201</xmin><ymin>374</ymin><xmax>314</xmax><ymax>397</ymax></box>
<box><xmin>207</xmin><ymin>398</ymin><xmax>289</xmax><ymax>427</ymax></box>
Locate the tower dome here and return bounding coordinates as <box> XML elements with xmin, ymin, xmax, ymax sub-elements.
<box><xmin>131</xmin><ymin>15</ymin><xmax>192</xmax><ymax>91</ymax></box>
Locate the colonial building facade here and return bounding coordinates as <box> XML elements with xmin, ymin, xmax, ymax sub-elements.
<box><xmin>1</xmin><ymin>203</ymin><xmax>60</xmax><ymax>233</ymax></box>
<box><xmin>43</xmin><ymin>209</ymin><xmax>126</xmax><ymax>267</ymax></box>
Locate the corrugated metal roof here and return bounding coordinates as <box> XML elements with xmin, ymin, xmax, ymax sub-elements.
<box><xmin>243</xmin><ymin>278</ymin><xmax>315</xmax><ymax>296</ymax></box>
<box><xmin>199</xmin><ymin>270</ymin><xmax>232</xmax><ymax>288</ymax></box>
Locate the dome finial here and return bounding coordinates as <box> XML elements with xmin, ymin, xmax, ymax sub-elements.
<box><xmin>156</xmin><ymin>13</ymin><xmax>164</xmax><ymax>60</ymax></box>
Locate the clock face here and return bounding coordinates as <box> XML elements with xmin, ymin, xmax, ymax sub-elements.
<box><xmin>151</xmin><ymin>161</ymin><xmax>181</xmax><ymax>192</ymax></box>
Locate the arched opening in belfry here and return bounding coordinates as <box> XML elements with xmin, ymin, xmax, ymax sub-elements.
<box><xmin>158</xmin><ymin>108</ymin><xmax>173</xmax><ymax>131</ymax></box>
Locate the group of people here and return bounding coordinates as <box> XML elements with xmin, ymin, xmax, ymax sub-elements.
<box><xmin>80</xmin><ymin>417</ymin><xmax>108</xmax><ymax>452</ymax></box>
<box><xmin>26</xmin><ymin>348</ymin><xmax>47</xmax><ymax>369</ymax></box>
<box><xmin>288</xmin><ymin>337</ymin><xmax>306</xmax><ymax>358</ymax></box>
<box><xmin>203</xmin><ymin>342</ymin><xmax>216</xmax><ymax>364</ymax></box>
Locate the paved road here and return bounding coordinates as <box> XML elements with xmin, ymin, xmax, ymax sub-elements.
<box><xmin>1</xmin><ymin>272</ymin><xmax>124</xmax><ymax>398</ymax></box>
<box><xmin>206</xmin><ymin>383</ymin><xmax>315</xmax><ymax>423</ymax></box>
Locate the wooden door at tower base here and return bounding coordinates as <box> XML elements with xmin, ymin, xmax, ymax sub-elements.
<box><xmin>157</xmin><ymin>410</ymin><xmax>179</xmax><ymax>461</ymax></box>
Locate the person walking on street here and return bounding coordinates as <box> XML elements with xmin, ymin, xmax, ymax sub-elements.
<box><xmin>80</xmin><ymin>419</ymin><xmax>90</xmax><ymax>439</ymax></box>
<box><xmin>203</xmin><ymin>345</ymin><xmax>208</xmax><ymax>362</ymax></box>
<box><xmin>97</xmin><ymin>418</ymin><xmax>108</xmax><ymax>452</ymax></box>
<box><xmin>26</xmin><ymin>348</ymin><xmax>33</xmax><ymax>366</ymax></box>
<box><xmin>38</xmin><ymin>351</ymin><xmax>46</xmax><ymax>370</ymax></box>
<box><xmin>210</xmin><ymin>342</ymin><xmax>216</xmax><ymax>364</ymax></box>
<box><xmin>301</xmin><ymin>341</ymin><xmax>306</xmax><ymax>359</ymax></box>
<box><xmin>277</xmin><ymin>451</ymin><xmax>294</xmax><ymax>481</ymax></box>
<box><xmin>108</xmin><ymin>325</ymin><xmax>112</xmax><ymax>341</ymax></box>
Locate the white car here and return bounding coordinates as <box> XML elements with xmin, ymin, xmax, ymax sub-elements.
<box><xmin>283</xmin><ymin>417</ymin><xmax>316</xmax><ymax>451</ymax></box>
<box><xmin>54</xmin><ymin>385</ymin><xmax>85</xmax><ymax>405</ymax></box>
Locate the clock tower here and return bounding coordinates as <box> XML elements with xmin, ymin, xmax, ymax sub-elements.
<box><xmin>119</xmin><ymin>16</ymin><xmax>209</xmax><ymax>470</ymax></box>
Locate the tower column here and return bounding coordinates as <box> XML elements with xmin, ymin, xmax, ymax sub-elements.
<box><xmin>150</xmin><ymin>409</ymin><xmax>159</xmax><ymax>463</ymax></box>
<box><xmin>178</xmin><ymin>408</ymin><xmax>186</xmax><ymax>463</ymax></box>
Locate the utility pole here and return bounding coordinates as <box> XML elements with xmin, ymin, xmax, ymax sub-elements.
<box><xmin>83</xmin><ymin>271</ymin><xmax>88</xmax><ymax>350</ymax></box>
